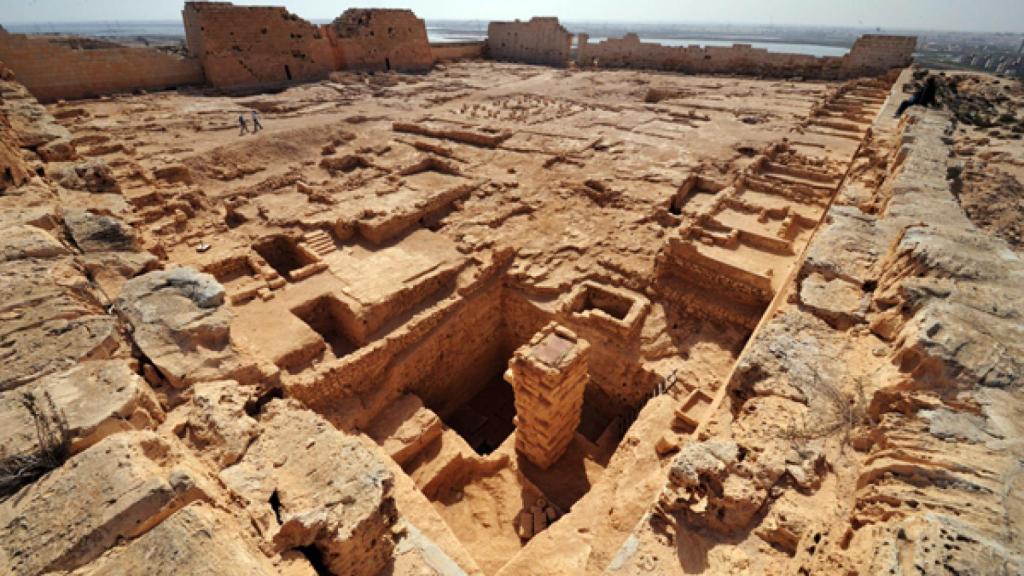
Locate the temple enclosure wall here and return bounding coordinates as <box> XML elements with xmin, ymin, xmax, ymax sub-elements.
<box><xmin>839</xmin><ymin>34</ymin><xmax>919</xmax><ymax>77</ymax></box>
<box><xmin>577</xmin><ymin>31</ymin><xmax>916</xmax><ymax>79</ymax></box>
<box><xmin>325</xmin><ymin>9</ymin><xmax>433</xmax><ymax>73</ymax></box>
<box><xmin>182</xmin><ymin>2</ymin><xmax>335</xmax><ymax>90</ymax></box>
<box><xmin>0</xmin><ymin>6</ymin><xmax>915</xmax><ymax>101</ymax></box>
<box><xmin>183</xmin><ymin>2</ymin><xmax>432</xmax><ymax>90</ymax></box>
<box><xmin>0</xmin><ymin>26</ymin><xmax>203</xmax><ymax>103</ymax></box>
<box><xmin>487</xmin><ymin>17</ymin><xmax>573</xmax><ymax>67</ymax></box>
<box><xmin>431</xmin><ymin>42</ymin><xmax>486</xmax><ymax>63</ymax></box>
<box><xmin>577</xmin><ymin>32</ymin><xmax>915</xmax><ymax>79</ymax></box>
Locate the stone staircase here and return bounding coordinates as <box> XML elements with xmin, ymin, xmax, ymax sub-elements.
<box><xmin>302</xmin><ymin>229</ymin><xmax>336</xmax><ymax>257</ymax></box>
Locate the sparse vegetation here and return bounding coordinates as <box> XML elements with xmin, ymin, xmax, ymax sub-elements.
<box><xmin>0</xmin><ymin>392</ymin><xmax>71</xmax><ymax>499</ymax></box>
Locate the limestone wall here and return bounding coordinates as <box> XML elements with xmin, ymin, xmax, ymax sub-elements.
<box><xmin>487</xmin><ymin>17</ymin><xmax>572</xmax><ymax>67</ymax></box>
<box><xmin>431</xmin><ymin>42</ymin><xmax>486</xmax><ymax>63</ymax></box>
<box><xmin>840</xmin><ymin>34</ymin><xmax>917</xmax><ymax>77</ymax></box>
<box><xmin>182</xmin><ymin>1</ymin><xmax>334</xmax><ymax>90</ymax></box>
<box><xmin>0</xmin><ymin>29</ymin><xmax>203</xmax><ymax>103</ymax></box>
<box><xmin>326</xmin><ymin>9</ymin><xmax>433</xmax><ymax>73</ymax></box>
<box><xmin>183</xmin><ymin>3</ymin><xmax>434</xmax><ymax>90</ymax></box>
<box><xmin>577</xmin><ymin>32</ymin><xmax>916</xmax><ymax>79</ymax></box>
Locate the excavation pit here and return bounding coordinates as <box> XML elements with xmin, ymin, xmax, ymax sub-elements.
<box><xmin>8</xmin><ymin>43</ymin><xmax>928</xmax><ymax>575</ymax></box>
<box><xmin>290</xmin><ymin>294</ymin><xmax>363</xmax><ymax>359</ymax></box>
<box><xmin>253</xmin><ymin>235</ymin><xmax>318</xmax><ymax>280</ymax></box>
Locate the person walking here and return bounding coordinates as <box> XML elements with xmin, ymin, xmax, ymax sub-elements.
<box><xmin>238</xmin><ymin>113</ymin><xmax>249</xmax><ymax>136</ymax></box>
<box><xmin>251</xmin><ymin>110</ymin><xmax>263</xmax><ymax>133</ymax></box>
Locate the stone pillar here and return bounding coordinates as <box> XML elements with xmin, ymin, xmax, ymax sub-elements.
<box><xmin>505</xmin><ymin>323</ymin><xmax>589</xmax><ymax>469</ymax></box>
<box><xmin>577</xmin><ymin>33</ymin><xmax>589</xmax><ymax>67</ymax></box>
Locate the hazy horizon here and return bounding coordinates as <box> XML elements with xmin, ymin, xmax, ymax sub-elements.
<box><xmin>1</xmin><ymin>0</ymin><xmax>1023</xmax><ymax>34</ymax></box>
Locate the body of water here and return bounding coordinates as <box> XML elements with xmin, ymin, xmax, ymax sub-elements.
<box><xmin>580</xmin><ymin>37</ymin><xmax>849</xmax><ymax>57</ymax></box>
<box><xmin>2</xmin><ymin>20</ymin><xmax>849</xmax><ymax>57</ymax></box>
<box><xmin>4</xmin><ymin>20</ymin><xmax>186</xmax><ymax>38</ymax></box>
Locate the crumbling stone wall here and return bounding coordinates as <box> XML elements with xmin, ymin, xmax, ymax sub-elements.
<box><xmin>0</xmin><ymin>27</ymin><xmax>203</xmax><ymax>102</ymax></box>
<box><xmin>839</xmin><ymin>34</ymin><xmax>917</xmax><ymax>78</ymax></box>
<box><xmin>183</xmin><ymin>3</ymin><xmax>434</xmax><ymax>90</ymax></box>
<box><xmin>182</xmin><ymin>1</ymin><xmax>334</xmax><ymax>90</ymax></box>
<box><xmin>577</xmin><ymin>32</ymin><xmax>916</xmax><ymax>80</ymax></box>
<box><xmin>508</xmin><ymin>324</ymin><xmax>590</xmax><ymax>470</ymax></box>
<box><xmin>487</xmin><ymin>17</ymin><xmax>572</xmax><ymax>67</ymax></box>
<box><xmin>431</xmin><ymin>41</ymin><xmax>486</xmax><ymax>63</ymax></box>
<box><xmin>325</xmin><ymin>9</ymin><xmax>432</xmax><ymax>73</ymax></box>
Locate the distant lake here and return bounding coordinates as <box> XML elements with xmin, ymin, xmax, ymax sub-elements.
<box><xmin>2</xmin><ymin>20</ymin><xmax>849</xmax><ymax>58</ymax></box>
<box><xmin>579</xmin><ymin>37</ymin><xmax>849</xmax><ymax>57</ymax></box>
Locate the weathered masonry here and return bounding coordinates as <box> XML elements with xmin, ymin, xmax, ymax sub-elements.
<box><xmin>0</xmin><ymin>25</ymin><xmax>203</xmax><ymax>102</ymax></box>
<box><xmin>182</xmin><ymin>2</ymin><xmax>433</xmax><ymax>90</ymax></box>
<box><xmin>325</xmin><ymin>9</ymin><xmax>433</xmax><ymax>73</ymax></box>
<box><xmin>577</xmin><ymin>32</ymin><xmax>915</xmax><ymax>79</ymax></box>
<box><xmin>487</xmin><ymin>17</ymin><xmax>573</xmax><ymax>67</ymax></box>
<box><xmin>482</xmin><ymin>17</ymin><xmax>915</xmax><ymax>80</ymax></box>
<box><xmin>182</xmin><ymin>2</ymin><xmax>334</xmax><ymax>89</ymax></box>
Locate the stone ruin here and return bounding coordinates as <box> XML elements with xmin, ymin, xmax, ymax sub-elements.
<box><xmin>1</xmin><ymin>4</ymin><xmax>1022</xmax><ymax>576</ymax></box>
<box><xmin>507</xmin><ymin>323</ymin><xmax>590</xmax><ymax>469</ymax></box>
<box><xmin>182</xmin><ymin>2</ymin><xmax>434</xmax><ymax>90</ymax></box>
<box><xmin>0</xmin><ymin>5</ymin><xmax>917</xmax><ymax>102</ymax></box>
<box><xmin>487</xmin><ymin>18</ymin><xmax>574</xmax><ymax>68</ymax></box>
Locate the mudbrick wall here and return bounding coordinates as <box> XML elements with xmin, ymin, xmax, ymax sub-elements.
<box><xmin>0</xmin><ymin>26</ymin><xmax>204</xmax><ymax>103</ymax></box>
<box><xmin>578</xmin><ymin>32</ymin><xmax>916</xmax><ymax>79</ymax></box>
<box><xmin>487</xmin><ymin>17</ymin><xmax>573</xmax><ymax>67</ymax></box>
<box><xmin>610</xmin><ymin>89</ymin><xmax>1024</xmax><ymax>573</ymax></box>
<box><xmin>325</xmin><ymin>9</ymin><xmax>432</xmax><ymax>73</ymax></box>
<box><xmin>183</xmin><ymin>2</ymin><xmax>433</xmax><ymax>90</ymax></box>
<box><xmin>431</xmin><ymin>42</ymin><xmax>486</xmax><ymax>63</ymax></box>
<box><xmin>182</xmin><ymin>1</ymin><xmax>334</xmax><ymax>90</ymax></box>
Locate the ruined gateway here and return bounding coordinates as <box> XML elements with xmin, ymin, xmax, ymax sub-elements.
<box><xmin>0</xmin><ymin>3</ymin><xmax>1022</xmax><ymax>576</ymax></box>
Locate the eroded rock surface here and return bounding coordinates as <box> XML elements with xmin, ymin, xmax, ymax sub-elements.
<box><xmin>615</xmin><ymin>102</ymin><xmax>1024</xmax><ymax>575</ymax></box>
<box><xmin>0</xmin><ymin>431</ymin><xmax>215</xmax><ymax>575</ymax></box>
<box><xmin>57</xmin><ymin>503</ymin><xmax>279</xmax><ymax>576</ymax></box>
<box><xmin>115</xmin><ymin>268</ymin><xmax>261</xmax><ymax>388</ymax></box>
<box><xmin>222</xmin><ymin>399</ymin><xmax>400</xmax><ymax>576</ymax></box>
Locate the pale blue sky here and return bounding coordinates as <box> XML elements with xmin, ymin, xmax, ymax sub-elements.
<box><xmin>1</xmin><ymin>0</ymin><xmax>1022</xmax><ymax>33</ymax></box>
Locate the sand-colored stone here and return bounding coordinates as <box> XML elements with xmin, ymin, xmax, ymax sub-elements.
<box><xmin>487</xmin><ymin>18</ymin><xmax>572</xmax><ymax>67</ymax></box>
<box><xmin>56</xmin><ymin>503</ymin><xmax>278</xmax><ymax>576</ymax></box>
<box><xmin>507</xmin><ymin>323</ymin><xmax>590</xmax><ymax>470</ymax></box>
<box><xmin>1</xmin><ymin>15</ymin><xmax>1019</xmax><ymax>576</ymax></box>
<box><xmin>0</xmin><ymin>360</ymin><xmax>163</xmax><ymax>471</ymax></box>
<box><xmin>115</xmin><ymin>267</ymin><xmax>262</xmax><ymax>388</ymax></box>
<box><xmin>221</xmin><ymin>400</ymin><xmax>399</xmax><ymax>576</ymax></box>
<box><xmin>0</xmin><ymin>431</ymin><xmax>216</xmax><ymax>576</ymax></box>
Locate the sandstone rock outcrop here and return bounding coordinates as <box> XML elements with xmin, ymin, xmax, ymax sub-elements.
<box><xmin>55</xmin><ymin>160</ymin><xmax>119</xmax><ymax>194</ymax></box>
<box><xmin>115</xmin><ymin>267</ymin><xmax>261</xmax><ymax>388</ymax></box>
<box><xmin>221</xmin><ymin>400</ymin><xmax>400</xmax><ymax>576</ymax></box>
<box><xmin>0</xmin><ymin>360</ymin><xmax>163</xmax><ymax>471</ymax></box>
<box><xmin>56</xmin><ymin>503</ymin><xmax>279</xmax><ymax>576</ymax></box>
<box><xmin>0</xmin><ymin>431</ymin><xmax>216</xmax><ymax>575</ymax></box>
<box><xmin>180</xmin><ymin>380</ymin><xmax>258</xmax><ymax>468</ymax></box>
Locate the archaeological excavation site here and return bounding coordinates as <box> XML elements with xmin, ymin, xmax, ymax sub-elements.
<box><xmin>1</xmin><ymin>3</ymin><xmax>1022</xmax><ymax>575</ymax></box>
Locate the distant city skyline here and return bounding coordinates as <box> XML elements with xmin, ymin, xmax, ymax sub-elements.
<box><xmin>1</xmin><ymin>0</ymin><xmax>1023</xmax><ymax>34</ymax></box>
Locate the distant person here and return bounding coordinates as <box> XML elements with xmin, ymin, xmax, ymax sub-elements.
<box><xmin>251</xmin><ymin>110</ymin><xmax>263</xmax><ymax>133</ymax></box>
<box><xmin>238</xmin><ymin>113</ymin><xmax>249</xmax><ymax>136</ymax></box>
<box><xmin>896</xmin><ymin>77</ymin><xmax>939</xmax><ymax>117</ymax></box>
